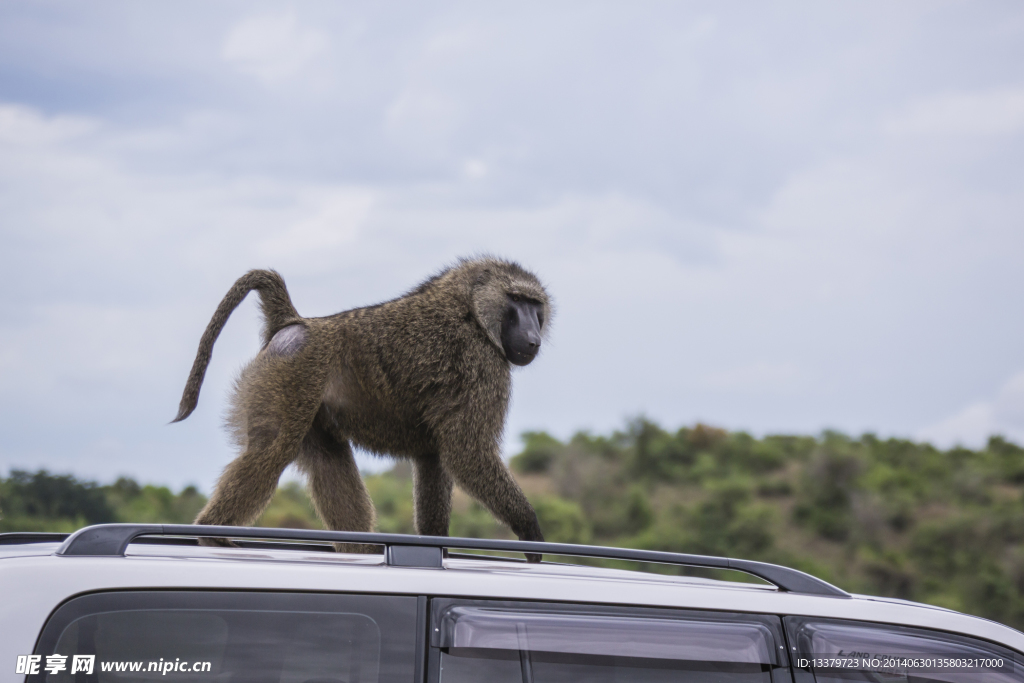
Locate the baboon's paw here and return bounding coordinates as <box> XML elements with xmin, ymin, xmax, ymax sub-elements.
<box><xmin>197</xmin><ymin>536</ymin><xmax>239</xmax><ymax>548</ymax></box>
<box><xmin>332</xmin><ymin>542</ymin><xmax>383</xmax><ymax>555</ymax></box>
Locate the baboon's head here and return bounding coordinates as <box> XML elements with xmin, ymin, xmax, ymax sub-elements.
<box><xmin>468</xmin><ymin>258</ymin><xmax>552</xmax><ymax>367</ymax></box>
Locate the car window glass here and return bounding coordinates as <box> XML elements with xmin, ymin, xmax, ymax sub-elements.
<box><xmin>786</xmin><ymin>617</ymin><xmax>1023</xmax><ymax>683</ymax></box>
<box><xmin>436</xmin><ymin>604</ymin><xmax>782</xmax><ymax>683</ymax></box>
<box><xmin>30</xmin><ymin>592</ymin><xmax>419</xmax><ymax>683</ymax></box>
<box><xmin>47</xmin><ymin>610</ymin><xmax>379</xmax><ymax>683</ymax></box>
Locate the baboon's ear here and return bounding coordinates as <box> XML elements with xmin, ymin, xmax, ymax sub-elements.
<box><xmin>471</xmin><ymin>268</ymin><xmax>505</xmax><ymax>353</ymax></box>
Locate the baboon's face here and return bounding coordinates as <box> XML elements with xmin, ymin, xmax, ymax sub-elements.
<box><xmin>501</xmin><ymin>294</ymin><xmax>544</xmax><ymax>366</ymax></box>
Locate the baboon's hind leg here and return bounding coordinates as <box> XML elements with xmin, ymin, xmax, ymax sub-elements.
<box><xmin>195</xmin><ymin>354</ymin><xmax>329</xmax><ymax>547</ymax></box>
<box><xmin>194</xmin><ymin>424</ymin><xmax>300</xmax><ymax>546</ymax></box>
<box><xmin>296</xmin><ymin>418</ymin><xmax>376</xmax><ymax>553</ymax></box>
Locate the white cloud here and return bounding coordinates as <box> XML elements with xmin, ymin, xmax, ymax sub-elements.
<box><xmin>701</xmin><ymin>362</ymin><xmax>806</xmax><ymax>395</ymax></box>
<box><xmin>0</xmin><ymin>105</ymin><xmax>96</xmax><ymax>146</ymax></box>
<box><xmin>256</xmin><ymin>187</ymin><xmax>375</xmax><ymax>265</ymax></box>
<box><xmin>993</xmin><ymin>373</ymin><xmax>1024</xmax><ymax>431</ymax></box>
<box><xmin>222</xmin><ymin>10</ymin><xmax>327</xmax><ymax>83</ymax></box>
<box><xmin>918</xmin><ymin>372</ymin><xmax>1024</xmax><ymax>449</ymax></box>
<box><xmin>383</xmin><ymin>88</ymin><xmax>461</xmax><ymax>156</ymax></box>
<box><xmin>885</xmin><ymin>87</ymin><xmax>1024</xmax><ymax>137</ymax></box>
<box><xmin>462</xmin><ymin>158</ymin><xmax>487</xmax><ymax>179</ymax></box>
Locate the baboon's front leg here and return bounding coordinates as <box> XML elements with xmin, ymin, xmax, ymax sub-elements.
<box><xmin>412</xmin><ymin>454</ymin><xmax>453</xmax><ymax>537</ymax></box>
<box><xmin>437</xmin><ymin>426</ymin><xmax>544</xmax><ymax>552</ymax></box>
<box><xmin>296</xmin><ymin>419</ymin><xmax>376</xmax><ymax>553</ymax></box>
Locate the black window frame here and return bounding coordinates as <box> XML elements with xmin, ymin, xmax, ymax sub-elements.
<box><xmin>27</xmin><ymin>590</ymin><xmax>428</xmax><ymax>683</ymax></box>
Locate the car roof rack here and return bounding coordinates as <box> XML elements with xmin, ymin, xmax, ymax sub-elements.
<box><xmin>51</xmin><ymin>523</ymin><xmax>849</xmax><ymax>597</ymax></box>
<box><xmin>0</xmin><ymin>532</ymin><xmax>70</xmax><ymax>545</ymax></box>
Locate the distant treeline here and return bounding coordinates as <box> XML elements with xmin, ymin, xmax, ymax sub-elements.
<box><xmin>0</xmin><ymin>471</ymin><xmax>206</xmax><ymax>531</ymax></box>
<box><xmin>3</xmin><ymin>421</ymin><xmax>1024</xmax><ymax>630</ymax></box>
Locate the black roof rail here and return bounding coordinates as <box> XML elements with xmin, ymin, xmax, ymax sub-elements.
<box><xmin>55</xmin><ymin>523</ymin><xmax>850</xmax><ymax>598</ymax></box>
<box><xmin>0</xmin><ymin>532</ymin><xmax>70</xmax><ymax>545</ymax></box>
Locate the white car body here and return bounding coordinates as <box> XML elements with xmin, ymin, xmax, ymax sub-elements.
<box><xmin>2</xmin><ymin>526</ymin><xmax>1021</xmax><ymax>683</ymax></box>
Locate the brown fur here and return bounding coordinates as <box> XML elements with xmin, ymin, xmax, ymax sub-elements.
<box><xmin>174</xmin><ymin>257</ymin><xmax>551</xmax><ymax>549</ymax></box>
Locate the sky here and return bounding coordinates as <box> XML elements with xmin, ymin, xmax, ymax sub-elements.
<box><xmin>1</xmin><ymin>2</ymin><xmax>1023</xmax><ymax>491</ymax></box>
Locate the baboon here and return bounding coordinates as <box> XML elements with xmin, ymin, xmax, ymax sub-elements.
<box><xmin>173</xmin><ymin>257</ymin><xmax>550</xmax><ymax>554</ymax></box>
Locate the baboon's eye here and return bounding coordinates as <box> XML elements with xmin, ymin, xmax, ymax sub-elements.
<box><xmin>512</xmin><ymin>295</ymin><xmax>520</xmax><ymax>302</ymax></box>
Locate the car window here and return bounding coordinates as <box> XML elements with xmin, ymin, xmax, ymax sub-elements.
<box><xmin>28</xmin><ymin>591</ymin><xmax>421</xmax><ymax>683</ymax></box>
<box><xmin>431</xmin><ymin>599</ymin><xmax>786</xmax><ymax>683</ymax></box>
<box><xmin>785</xmin><ymin>616</ymin><xmax>1024</xmax><ymax>683</ymax></box>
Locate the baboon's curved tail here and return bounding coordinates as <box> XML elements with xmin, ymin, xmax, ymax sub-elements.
<box><xmin>172</xmin><ymin>269</ymin><xmax>299</xmax><ymax>423</ymax></box>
